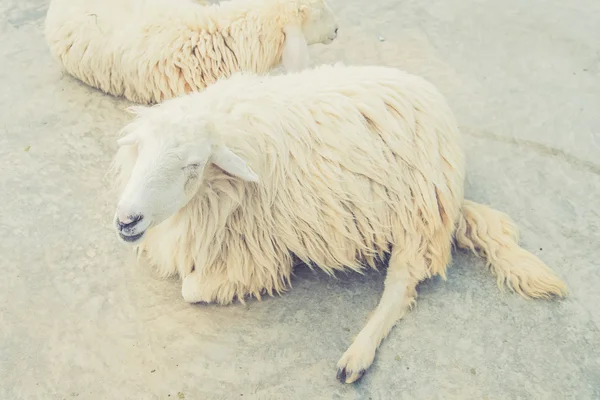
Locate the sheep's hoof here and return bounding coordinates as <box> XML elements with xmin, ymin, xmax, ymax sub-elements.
<box><xmin>336</xmin><ymin>340</ymin><xmax>376</xmax><ymax>384</ymax></box>
<box><xmin>336</xmin><ymin>366</ymin><xmax>365</xmax><ymax>384</ymax></box>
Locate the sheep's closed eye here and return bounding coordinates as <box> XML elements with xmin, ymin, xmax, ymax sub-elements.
<box><xmin>183</xmin><ymin>163</ymin><xmax>203</xmax><ymax>172</ymax></box>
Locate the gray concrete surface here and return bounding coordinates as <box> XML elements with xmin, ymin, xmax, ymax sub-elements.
<box><xmin>1</xmin><ymin>0</ymin><xmax>599</xmax><ymax>398</ymax></box>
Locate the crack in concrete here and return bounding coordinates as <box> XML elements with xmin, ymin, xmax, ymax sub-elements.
<box><xmin>465</xmin><ymin>129</ymin><xmax>600</xmax><ymax>176</ymax></box>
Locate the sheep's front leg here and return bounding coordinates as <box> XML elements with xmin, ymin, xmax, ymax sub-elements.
<box><xmin>181</xmin><ymin>270</ymin><xmax>239</xmax><ymax>305</ymax></box>
<box><xmin>336</xmin><ymin>250</ymin><xmax>419</xmax><ymax>384</ymax></box>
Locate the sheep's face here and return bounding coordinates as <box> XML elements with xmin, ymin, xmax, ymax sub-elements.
<box><xmin>114</xmin><ymin>117</ymin><xmax>258</xmax><ymax>245</ymax></box>
<box><xmin>302</xmin><ymin>0</ymin><xmax>339</xmax><ymax>45</ymax></box>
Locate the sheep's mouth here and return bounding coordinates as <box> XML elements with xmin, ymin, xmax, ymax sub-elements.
<box><xmin>119</xmin><ymin>230</ymin><xmax>146</xmax><ymax>243</ymax></box>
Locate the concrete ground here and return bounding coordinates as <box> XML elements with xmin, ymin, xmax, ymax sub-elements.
<box><xmin>1</xmin><ymin>0</ymin><xmax>599</xmax><ymax>398</ymax></box>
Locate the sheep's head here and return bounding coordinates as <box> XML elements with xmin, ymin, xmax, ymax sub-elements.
<box><xmin>300</xmin><ymin>0</ymin><xmax>339</xmax><ymax>45</ymax></box>
<box><xmin>113</xmin><ymin>108</ymin><xmax>258</xmax><ymax>245</ymax></box>
<box><xmin>281</xmin><ymin>0</ymin><xmax>339</xmax><ymax>72</ymax></box>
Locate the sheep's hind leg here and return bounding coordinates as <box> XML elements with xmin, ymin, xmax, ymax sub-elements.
<box><xmin>336</xmin><ymin>248</ymin><xmax>418</xmax><ymax>384</ymax></box>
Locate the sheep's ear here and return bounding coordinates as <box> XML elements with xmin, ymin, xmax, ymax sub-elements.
<box><xmin>282</xmin><ymin>24</ymin><xmax>310</xmax><ymax>72</ymax></box>
<box><xmin>117</xmin><ymin>131</ymin><xmax>138</xmax><ymax>146</ymax></box>
<box><xmin>211</xmin><ymin>146</ymin><xmax>259</xmax><ymax>182</ymax></box>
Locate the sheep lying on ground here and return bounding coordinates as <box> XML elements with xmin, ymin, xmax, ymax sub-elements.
<box><xmin>44</xmin><ymin>0</ymin><xmax>338</xmax><ymax>104</ymax></box>
<box><xmin>110</xmin><ymin>63</ymin><xmax>568</xmax><ymax>383</ymax></box>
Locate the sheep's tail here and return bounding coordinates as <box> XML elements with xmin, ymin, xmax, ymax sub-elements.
<box><xmin>454</xmin><ymin>200</ymin><xmax>568</xmax><ymax>299</ymax></box>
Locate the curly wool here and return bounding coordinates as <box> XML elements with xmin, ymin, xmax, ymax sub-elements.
<box><xmin>112</xmin><ymin>64</ymin><xmax>567</xmax><ymax>306</ymax></box>
<box><xmin>44</xmin><ymin>0</ymin><xmax>321</xmax><ymax>104</ymax></box>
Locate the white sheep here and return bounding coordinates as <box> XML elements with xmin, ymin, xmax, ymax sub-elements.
<box><xmin>44</xmin><ymin>0</ymin><xmax>338</xmax><ymax>104</ymax></box>
<box><xmin>110</xmin><ymin>63</ymin><xmax>568</xmax><ymax>384</ymax></box>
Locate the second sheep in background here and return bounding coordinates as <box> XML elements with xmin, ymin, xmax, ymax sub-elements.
<box><xmin>44</xmin><ymin>0</ymin><xmax>339</xmax><ymax>104</ymax></box>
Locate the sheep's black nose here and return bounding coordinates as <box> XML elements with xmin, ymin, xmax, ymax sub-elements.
<box><xmin>118</xmin><ymin>214</ymin><xmax>143</xmax><ymax>230</ymax></box>
<box><xmin>334</xmin><ymin>27</ymin><xmax>339</xmax><ymax>34</ymax></box>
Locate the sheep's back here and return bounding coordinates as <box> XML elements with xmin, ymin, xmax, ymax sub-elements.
<box><xmin>211</xmin><ymin>65</ymin><xmax>466</xmax><ymax>273</ymax></box>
